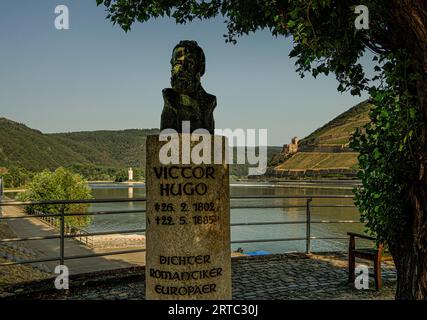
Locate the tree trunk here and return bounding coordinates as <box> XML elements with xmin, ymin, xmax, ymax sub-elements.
<box><xmin>393</xmin><ymin>246</ymin><xmax>426</xmax><ymax>299</ymax></box>
<box><xmin>390</xmin><ymin>0</ymin><xmax>427</xmax><ymax>300</ymax></box>
<box><xmin>392</xmin><ymin>182</ymin><xmax>427</xmax><ymax>299</ymax></box>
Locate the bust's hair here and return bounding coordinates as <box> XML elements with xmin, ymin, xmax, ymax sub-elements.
<box><xmin>172</xmin><ymin>40</ymin><xmax>206</xmax><ymax>76</ymax></box>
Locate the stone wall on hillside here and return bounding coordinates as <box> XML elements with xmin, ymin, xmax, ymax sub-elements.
<box><xmin>298</xmin><ymin>144</ymin><xmax>352</xmax><ymax>153</ymax></box>
<box><xmin>257</xmin><ymin>167</ymin><xmax>358</xmax><ymax>179</ymax></box>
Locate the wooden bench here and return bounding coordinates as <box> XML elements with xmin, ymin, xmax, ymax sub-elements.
<box><xmin>347</xmin><ymin>232</ymin><xmax>384</xmax><ymax>290</ymax></box>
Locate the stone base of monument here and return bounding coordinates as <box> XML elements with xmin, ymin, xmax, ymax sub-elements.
<box><xmin>145</xmin><ymin>134</ymin><xmax>231</xmax><ymax>300</ymax></box>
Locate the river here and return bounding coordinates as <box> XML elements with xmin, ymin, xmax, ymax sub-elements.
<box><xmin>86</xmin><ymin>181</ymin><xmax>368</xmax><ymax>254</ymax></box>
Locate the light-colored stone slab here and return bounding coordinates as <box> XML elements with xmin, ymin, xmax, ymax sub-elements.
<box><xmin>145</xmin><ymin>134</ymin><xmax>231</xmax><ymax>300</ymax></box>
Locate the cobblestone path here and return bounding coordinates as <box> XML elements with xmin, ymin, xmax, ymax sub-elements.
<box><xmin>1</xmin><ymin>253</ymin><xmax>396</xmax><ymax>300</ymax></box>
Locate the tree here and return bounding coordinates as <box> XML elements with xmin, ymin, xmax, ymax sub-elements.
<box><xmin>18</xmin><ymin>167</ymin><xmax>93</xmax><ymax>229</ymax></box>
<box><xmin>114</xmin><ymin>169</ymin><xmax>129</xmax><ymax>182</ymax></box>
<box><xmin>0</xmin><ymin>166</ymin><xmax>32</xmax><ymax>189</ymax></box>
<box><xmin>96</xmin><ymin>0</ymin><xmax>426</xmax><ymax>299</ymax></box>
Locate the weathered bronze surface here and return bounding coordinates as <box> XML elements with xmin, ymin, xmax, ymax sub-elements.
<box><xmin>161</xmin><ymin>40</ymin><xmax>216</xmax><ymax>134</ymax></box>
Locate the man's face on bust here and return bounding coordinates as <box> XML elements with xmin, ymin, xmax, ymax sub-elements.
<box><xmin>171</xmin><ymin>46</ymin><xmax>201</xmax><ymax>94</ymax></box>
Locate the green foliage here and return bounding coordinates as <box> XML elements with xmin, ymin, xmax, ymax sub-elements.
<box><xmin>1</xmin><ymin>116</ymin><xmax>278</xmax><ymax>179</ymax></box>
<box><xmin>350</xmin><ymin>51</ymin><xmax>423</xmax><ymax>247</ymax></box>
<box><xmin>50</xmin><ymin>129</ymin><xmax>159</xmax><ymax>169</ymax></box>
<box><xmin>66</xmin><ymin>164</ymin><xmax>118</xmax><ymax>181</ymax></box>
<box><xmin>0</xmin><ymin>166</ymin><xmax>33</xmax><ymax>188</ymax></box>
<box><xmin>18</xmin><ymin>168</ymin><xmax>93</xmax><ymax>229</ymax></box>
<box><xmin>0</xmin><ymin>118</ymin><xmax>90</xmax><ymax>172</ymax></box>
<box><xmin>0</xmin><ymin>118</ymin><xmax>155</xmax><ymax>182</ymax></box>
<box><xmin>114</xmin><ymin>167</ymin><xmax>144</xmax><ymax>182</ymax></box>
<box><xmin>95</xmin><ymin>0</ymin><xmax>426</xmax><ymax>253</ymax></box>
<box><xmin>114</xmin><ymin>169</ymin><xmax>128</xmax><ymax>182</ymax></box>
<box><xmin>96</xmin><ymin>0</ymin><xmax>387</xmax><ymax>95</ymax></box>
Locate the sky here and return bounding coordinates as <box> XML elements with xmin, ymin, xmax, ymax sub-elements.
<box><xmin>0</xmin><ymin>0</ymin><xmax>372</xmax><ymax>146</ymax></box>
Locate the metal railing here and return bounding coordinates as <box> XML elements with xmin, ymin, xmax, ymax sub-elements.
<box><xmin>0</xmin><ymin>195</ymin><xmax>361</xmax><ymax>268</ymax></box>
<box><xmin>33</xmin><ymin>209</ymin><xmax>93</xmax><ymax>247</ymax></box>
<box><xmin>229</xmin><ymin>195</ymin><xmax>360</xmax><ymax>250</ymax></box>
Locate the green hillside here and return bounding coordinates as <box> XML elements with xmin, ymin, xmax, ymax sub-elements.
<box><xmin>0</xmin><ymin>118</ymin><xmax>281</xmax><ymax>186</ymax></box>
<box><xmin>1</xmin><ymin>99</ymin><xmax>371</xmax><ymax>184</ymax></box>
<box><xmin>299</xmin><ymin>100</ymin><xmax>371</xmax><ymax>147</ymax></box>
<box><xmin>49</xmin><ymin>129</ymin><xmax>159</xmax><ymax>169</ymax></box>
<box><xmin>0</xmin><ymin>118</ymin><xmax>159</xmax><ymax>171</ymax></box>
<box><xmin>271</xmin><ymin>100</ymin><xmax>372</xmax><ymax>174</ymax></box>
<box><xmin>275</xmin><ymin>152</ymin><xmax>359</xmax><ymax>170</ymax></box>
<box><xmin>0</xmin><ymin>118</ymin><xmax>160</xmax><ymax>186</ymax></box>
<box><xmin>0</xmin><ymin>118</ymin><xmax>91</xmax><ymax>171</ymax></box>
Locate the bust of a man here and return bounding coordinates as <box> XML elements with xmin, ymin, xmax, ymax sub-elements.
<box><xmin>160</xmin><ymin>40</ymin><xmax>216</xmax><ymax>134</ymax></box>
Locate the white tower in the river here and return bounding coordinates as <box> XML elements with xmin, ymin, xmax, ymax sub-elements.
<box><xmin>128</xmin><ymin>167</ymin><xmax>134</xmax><ymax>181</ymax></box>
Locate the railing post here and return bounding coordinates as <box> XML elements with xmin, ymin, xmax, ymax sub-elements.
<box><xmin>0</xmin><ymin>177</ymin><xmax>3</xmax><ymax>216</ymax></box>
<box><xmin>306</xmin><ymin>198</ymin><xmax>313</xmax><ymax>254</ymax></box>
<box><xmin>60</xmin><ymin>205</ymin><xmax>65</xmax><ymax>266</ymax></box>
<box><xmin>0</xmin><ymin>176</ymin><xmax>4</xmax><ymax>199</ymax></box>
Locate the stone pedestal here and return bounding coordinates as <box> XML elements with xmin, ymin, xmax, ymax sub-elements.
<box><xmin>145</xmin><ymin>134</ymin><xmax>231</xmax><ymax>300</ymax></box>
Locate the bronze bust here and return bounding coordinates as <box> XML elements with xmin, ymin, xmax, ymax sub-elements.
<box><xmin>160</xmin><ymin>40</ymin><xmax>216</xmax><ymax>134</ymax></box>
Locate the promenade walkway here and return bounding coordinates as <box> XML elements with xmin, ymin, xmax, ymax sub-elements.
<box><xmin>1</xmin><ymin>205</ymin><xmax>144</xmax><ymax>275</ymax></box>
<box><xmin>1</xmin><ymin>253</ymin><xmax>397</xmax><ymax>300</ymax></box>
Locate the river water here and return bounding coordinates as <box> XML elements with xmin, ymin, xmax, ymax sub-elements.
<box><xmin>86</xmin><ymin>181</ymin><xmax>368</xmax><ymax>254</ymax></box>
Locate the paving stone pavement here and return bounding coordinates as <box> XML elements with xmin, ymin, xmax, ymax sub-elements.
<box><xmin>1</xmin><ymin>252</ymin><xmax>397</xmax><ymax>300</ymax></box>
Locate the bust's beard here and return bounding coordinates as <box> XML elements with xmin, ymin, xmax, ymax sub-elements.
<box><xmin>171</xmin><ymin>73</ymin><xmax>200</xmax><ymax>94</ymax></box>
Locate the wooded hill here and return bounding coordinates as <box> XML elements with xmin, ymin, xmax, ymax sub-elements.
<box><xmin>0</xmin><ymin>117</ymin><xmax>158</xmax><ymax>184</ymax></box>
<box><xmin>0</xmin><ymin>118</ymin><xmax>281</xmax><ymax>185</ymax></box>
<box><xmin>0</xmin><ymin>99</ymin><xmax>372</xmax><ymax>184</ymax></box>
<box><xmin>0</xmin><ymin>118</ymin><xmax>158</xmax><ymax>171</ymax></box>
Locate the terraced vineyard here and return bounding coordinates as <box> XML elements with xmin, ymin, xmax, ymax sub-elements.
<box><xmin>299</xmin><ymin>100</ymin><xmax>371</xmax><ymax>147</ymax></box>
<box><xmin>275</xmin><ymin>152</ymin><xmax>359</xmax><ymax>170</ymax></box>
<box><xmin>271</xmin><ymin>100</ymin><xmax>371</xmax><ymax>174</ymax></box>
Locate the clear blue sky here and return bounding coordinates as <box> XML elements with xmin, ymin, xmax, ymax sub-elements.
<box><xmin>0</xmin><ymin>0</ymin><xmax>371</xmax><ymax>146</ymax></box>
